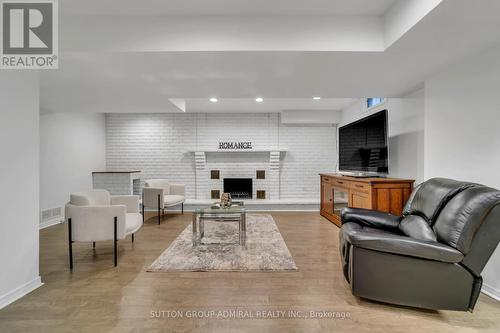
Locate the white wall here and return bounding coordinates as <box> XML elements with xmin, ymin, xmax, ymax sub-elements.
<box><xmin>40</xmin><ymin>112</ymin><xmax>106</xmax><ymax>225</ymax></box>
<box><xmin>281</xmin><ymin>110</ymin><xmax>342</xmax><ymax>124</ymax></box>
<box><xmin>0</xmin><ymin>72</ymin><xmax>42</xmax><ymax>309</ymax></box>
<box><xmin>424</xmin><ymin>43</ymin><xmax>500</xmax><ymax>300</ymax></box>
<box><xmin>340</xmin><ymin>90</ymin><xmax>425</xmax><ymax>184</ymax></box>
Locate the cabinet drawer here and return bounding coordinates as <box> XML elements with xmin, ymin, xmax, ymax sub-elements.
<box><xmin>350</xmin><ymin>182</ymin><xmax>370</xmax><ymax>193</ymax></box>
<box><xmin>322</xmin><ymin>176</ymin><xmax>334</xmax><ymax>184</ymax></box>
<box><xmin>333</xmin><ymin>179</ymin><xmax>349</xmax><ymax>188</ymax></box>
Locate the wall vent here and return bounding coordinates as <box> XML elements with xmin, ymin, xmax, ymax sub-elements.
<box><xmin>40</xmin><ymin>206</ymin><xmax>63</xmax><ymax>228</ymax></box>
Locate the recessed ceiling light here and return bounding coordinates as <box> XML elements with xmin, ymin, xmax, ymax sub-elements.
<box><xmin>255</xmin><ymin>97</ymin><xmax>264</xmax><ymax>103</ymax></box>
<box><xmin>313</xmin><ymin>96</ymin><xmax>321</xmax><ymax>100</ymax></box>
<box><xmin>209</xmin><ymin>97</ymin><xmax>218</xmax><ymax>103</ymax></box>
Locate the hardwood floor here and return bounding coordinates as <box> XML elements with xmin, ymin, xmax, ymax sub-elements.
<box><xmin>0</xmin><ymin>212</ymin><xmax>499</xmax><ymax>332</ymax></box>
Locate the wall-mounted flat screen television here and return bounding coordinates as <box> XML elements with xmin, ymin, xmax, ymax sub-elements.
<box><xmin>338</xmin><ymin>110</ymin><xmax>388</xmax><ymax>176</ymax></box>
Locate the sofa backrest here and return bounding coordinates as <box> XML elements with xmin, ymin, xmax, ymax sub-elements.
<box><xmin>70</xmin><ymin>189</ymin><xmax>110</xmax><ymax>206</ymax></box>
<box><xmin>402</xmin><ymin>178</ymin><xmax>477</xmax><ymax>225</ymax></box>
<box><xmin>144</xmin><ymin>179</ymin><xmax>170</xmax><ymax>195</ymax></box>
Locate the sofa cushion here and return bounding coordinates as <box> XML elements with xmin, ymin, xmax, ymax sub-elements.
<box><xmin>399</xmin><ymin>215</ymin><xmax>437</xmax><ymax>242</ymax></box>
<box><xmin>125</xmin><ymin>213</ymin><xmax>143</xmax><ymax>235</ymax></box>
<box><xmin>402</xmin><ymin>178</ymin><xmax>477</xmax><ymax>225</ymax></box>
<box><xmin>433</xmin><ymin>186</ymin><xmax>500</xmax><ymax>254</ymax></box>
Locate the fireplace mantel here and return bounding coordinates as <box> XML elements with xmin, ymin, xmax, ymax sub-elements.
<box><xmin>190</xmin><ymin>150</ymin><xmax>286</xmax><ymax>170</ymax></box>
<box><xmin>188</xmin><ymin>149</ymin><xmax>287</xmax><ymax>153</ymax></box>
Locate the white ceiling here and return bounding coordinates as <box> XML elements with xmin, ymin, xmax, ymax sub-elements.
<box><xmin>61</xmin><ymin>0</ymin><xmax>398</xmax><ymax>16</ymax></box>
<box><xmin>40</xmin><ymin>0</ymin><xmax>500</xmax><ymax>114</ymax></box>
<box><xmin>186</xmin><ymin>98</ymin><xmax>356</xmax><ymax>113</ymax></box>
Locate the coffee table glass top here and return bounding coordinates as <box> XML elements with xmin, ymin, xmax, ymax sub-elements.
<box><xmin>194</xmin><ymin>202</ymin><xmax>245</xmax><ymax>215</ymax></box>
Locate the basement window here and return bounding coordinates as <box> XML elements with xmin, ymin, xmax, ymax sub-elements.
<box><xmin>367</xmin><ymin>98</ymin><xmax>385</xmax><ymax>109</ymax></box>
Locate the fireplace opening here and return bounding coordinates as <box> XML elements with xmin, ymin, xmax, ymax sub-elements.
<box><xmin>223</xmin><ymin>178</ymin><xmax>253</xmax><ymax>199</ymax></box>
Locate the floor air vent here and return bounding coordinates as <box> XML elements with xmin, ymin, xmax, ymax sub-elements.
<box><xmin>40</xmin><ymin>207</ymin><xmax>63</xmax><ymax>229</ymax></box>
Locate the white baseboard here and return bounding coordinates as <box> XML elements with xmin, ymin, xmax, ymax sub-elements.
<box><xmin>482</xmin><ymin>283</ymin><xmax>500</xmax><ymax>302</ymax></box>
<box><xmin>0</xmin><ymin>276</ymin><xmax>43</xmax><ymax>310</ymax></box>
<box><xmin>40</xmin><ymin>218</ymin><xmax>63</xmax><ymax>229</ymax></box>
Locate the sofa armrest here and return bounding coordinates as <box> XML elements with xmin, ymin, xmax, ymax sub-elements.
<box><xmin>143</xmin><ymin>187</ymin><xmax>164</xmax><ymax>208</ymax></box>
<box><xmin>341</xmin><ymin>207</ymin><xmax>401</xmax><ymax>230</ymax></box>
<box><xmin>111</xmin><ymin>195</ymin><xmax>139</xmax><ymax>213</ymax></box>
<box><xmin>169</xmin><ymin>184</ymin><xmax>185</xmax><ymax>196</ymax></box>
<box><xmin>343</xmin><ymin>228</ymin><xmax>464</xmax><ymax>263</ymax></box>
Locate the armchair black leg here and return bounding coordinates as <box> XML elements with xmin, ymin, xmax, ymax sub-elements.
<box><xmin>142</xmin><ymin>193</ymin><xmax>145</xmax><ymax>222</ymax></box>
<box><xmin>132</xmin><ymin>233</ymin><xmax>134</xmax><ymax>243</ymax></box>
<box><xmin>93</xmin><ymin>241</ymin><xmax>95</xmax><ymax>249</ymax></box>
<box><xmin>114</xmin><ymin>217</ymin><xmax>118</xmax><ymax>267</ymax></box>
<box><xmin>68</xmin><ymin>218</ymin><xmax>73</xmax><ymax>270</ymax></box>
<box><xmin>182</xmin><ymin>203</ymin><xmax>184</xmax><ymax>215</ymax></box>
<box><xmin>158</xmin><ymin>194</ymin><xmax>161</xmax><ymax>225</ymax></box>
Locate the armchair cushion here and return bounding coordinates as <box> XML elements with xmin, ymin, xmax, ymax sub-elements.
<box><xmin>433</xmin><ymin>186</ymin><xmax>500</xmax><ymax>253</ymax></box>
<box><xmin>145</xmin><ymin>179</ymin><xmax>170</xmax><ymax>195</ymax></box>
<box><xmin>126</xmin><ymin>213</ymin><xmax>143</xmax><ymax>235</ymax></box>
<box><xmin>164</xmin><ymin>194</ymin><xmax>185</xmax><ymax>207</ymax></box>
<box><xmin>399</xmin><ymin>215</ymin><xmax>437</xmax><ymax>242</ymax></box>
<box><xmin>341</xmin><ymin>207</ymin><xmax>400</xmax><ymax>230</ymax></box>
<box><xmin>65</xmin><ymin>204</ymin><xmax>127</xmax><ymax>242</ymax></box>
<box><xmin>342</xmin><ymin>226</ymin><xmax>464</xmax><ymax>263</ymax></box>
<box><xmin>402</xmin><ymin>178</ymin><xmax>477</xmax><ymax>225</ymax></box>
<box><xmin>142</xmin><ymin>187</ymin><xmax>164</xmax><ymax>208</ymax></box>
<box><xmin>169</xmin><ymin>184</ymin><xmax>186</xmax><ymax>196</ymax></box>
<box><xmin>111</xmin><ymin>195</ymin><xmax>140</xmax><ymax>213</ymax></box>
<box><xmin>143</xmin><ymin>179</ymin><xmax>185</xmax><ymax>208</ymax></box>
<box><xmin>70</xmin><ymin>189</ymin><xmax>110</xmax><ymax>206</ymax></box>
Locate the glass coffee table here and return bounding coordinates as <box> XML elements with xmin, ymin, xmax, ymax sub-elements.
<box><xmin>192</xmin><ymin>204</ymin><xmax>246</xmax><ymax>246</ymax></box>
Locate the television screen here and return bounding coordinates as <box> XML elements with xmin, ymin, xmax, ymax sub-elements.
<box><xmin>338</xmin><ymin>110</ymin><xmax>388</xmax><ymax>174</ymax></box>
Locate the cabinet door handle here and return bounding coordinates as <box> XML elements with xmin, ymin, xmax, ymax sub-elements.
<box><xmin>337</xmin><ymin>181</ymin><xmax>344</xmax><ymax>185</ymax></box>
<box><xmin>324</xmin><ymin>178</ymin><xmax>330</xmax><ymax>182</ymax></box>
<box><xmin>355</xmin><ymin>184</ymin><xmax>364</xmax><ymax>188</ymax></box>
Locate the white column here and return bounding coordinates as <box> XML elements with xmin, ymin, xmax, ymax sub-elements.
<box><xmin>0</xmin><ymin>72</ymin><xmax>42</xmax><ymax>309</ymax></box>
<box><xmin>194</xmin><ymin>152</ymin><xmax>207</xmax><ymax>199</ymax></box>
<box><xmin>268</xmin><ymin>151</ymin><xmax>281</xmax><ymax>200</ymax></box>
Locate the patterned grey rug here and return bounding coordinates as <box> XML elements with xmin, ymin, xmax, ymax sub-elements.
<box><xmin>147</xmin><ymin>214</ymin><xmax>298</xmax><ymax>272</ymax></box>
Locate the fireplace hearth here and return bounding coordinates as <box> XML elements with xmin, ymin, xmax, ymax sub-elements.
<box><xmin>223</xmin><ymin>178</ymin><xmax>253</xmax><ymax>199</ymax></box>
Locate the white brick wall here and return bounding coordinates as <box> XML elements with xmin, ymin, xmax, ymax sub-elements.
<box><xmin>92</xmin><ymin>173</ymin><xmax>141</xmax><ymax>195</ymax></box>
<box><xmin>279</xmin><ymin>124</ymin><xmax>337</xmax><ymax>199</ymax></box>
<box><xmin>106</xmin><ymin>113</ymin><xmax>336</xmax><ymax>201</ymax></box>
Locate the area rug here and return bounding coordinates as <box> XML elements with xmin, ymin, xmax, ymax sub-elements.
<box><xmin>147</xmin><ymin>214</ymin><xmax>298</xmax><ymax>272</ymax></box>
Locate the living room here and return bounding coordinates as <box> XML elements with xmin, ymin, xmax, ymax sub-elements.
<box><xmin>1</xmin><ymin>0</ymin><xmax>500</xmax><ymax>332</ymax></box>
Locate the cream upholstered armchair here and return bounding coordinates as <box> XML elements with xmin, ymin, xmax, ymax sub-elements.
<box><xmin>65</xmin><ymin>189</ymin><xmax>142</xmax><ymax>268</ymax></box>
<box><xmin>143</xmin><ymin>179</ymin><xmax>185</xmax><ymax>224</ymax></box>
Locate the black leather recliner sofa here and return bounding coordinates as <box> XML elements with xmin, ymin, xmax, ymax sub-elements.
<box><xmin>339</xmin><ymin>178</ymin><xmax>500</xmax><ymax>311</ymax></box>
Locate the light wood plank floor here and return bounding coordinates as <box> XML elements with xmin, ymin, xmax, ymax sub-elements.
<box><xmin>0</xmin><ymin>212</ymin><xmax>499</xmax><ymax>333</ymax></box>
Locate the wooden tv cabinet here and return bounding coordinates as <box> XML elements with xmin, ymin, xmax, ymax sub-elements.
<box><xmin>320</xmin><ymin>173</ymin><xmax>414</xmax><ymax>227</ymax></box>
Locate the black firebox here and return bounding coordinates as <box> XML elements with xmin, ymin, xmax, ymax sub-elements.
<box><xmin>223</xmin><ymin>178</ymin><xmax>253</xmax><ymax>199</ymax></box>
